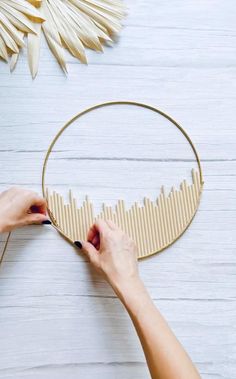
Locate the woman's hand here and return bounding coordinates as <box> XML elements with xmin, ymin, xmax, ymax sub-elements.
<box><xmin>0</xmin><ymin>187</ymin><xmax>50</xmax><ymax>233</ymax></box>
<box><xmin>74</xmin><ymin>219</ymin><xmax>140</xmax><ymax>294</ymax></box>
<box><xmin>75</xmin><ymin>221</ymin><xmax>201</xmax><ymax>379</ymax></box>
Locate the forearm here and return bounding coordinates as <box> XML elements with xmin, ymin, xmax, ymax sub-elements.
<box><xmin>115</xmin><ymin>278</ymin><xmax>201</xmax><ymax>379</ymax></box>
<box><xmin>80</xmin><ymin>221</ymin><xmax>201</xmax><ymax>378</ymax></box>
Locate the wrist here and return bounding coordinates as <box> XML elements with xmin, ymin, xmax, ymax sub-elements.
<box><xmin>112</xmin><ymin>276</ymin><xmax>148</xmax><ymax>305</ymax></box>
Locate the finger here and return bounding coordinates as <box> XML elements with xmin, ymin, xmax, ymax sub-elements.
<box><xmin>29</xmin><ymin>196</ymin><xmax>47</xmax><ymax>215</ymax></box>
<box><xmin>30</xmin><ymin>204</ymin><xmax>46</xmax><ymax>215</ymax></box>
<box><xmin>94</xmin><ymin>219</ymin><xmax>110</xmax><ymax>235</ymax></box>
<box><xmin>88</xmin><ymin>219</ymin><xmax>110</xmax><ymax>242</ymax></box>
<box><xmin>94</xmin><ymin>242</ymin><xmax>100</xmax><ymax>250</ymax></box>
<box><xmin>87</xmin><ymin>224</ymin><xmax>98</xmax><ymax>242</ymax></box>
<box><xmin>105</xmin><ymin>219</ymin><xmax>118</xmax><ymax>230</ymax></box>
<box><xmin>21</xmin><ymin>190</ymin><xmax>46</xmax><ymax>210</ymax></box>
<box><xmin>92</xmin><ymin>234</ymin><xmax>99</xmax><ymax>246</ymax></box>
<box><xmin>75</xmin><ymin>240</ymin><xmax>100</xmax><ymax>267</ymax></box>
<box><xmin>32</xmin><ymin>197</ymin><xmax>47</xmax><ymax>214</ymax></box>
<box><xmin>91</xmin><ymin>234</ymin><xmax>100</xmax><ymax>249</ymax></box>
<box><xmin>24</xmin><ymin>213</ymin><xmax>49</xmax><ymax>225</ymax></box>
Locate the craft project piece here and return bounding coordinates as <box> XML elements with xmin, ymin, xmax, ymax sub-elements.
<box><xmin>42</xmin><ymin>101</ymin><xmax>204</xmax><ymax>259</ymax></box>
<box><xmin>0</xmin><ymin>0</ymin><xmax>125</xmax><ymax>77</ymax></box>
<box><xmin>46</xmin><ymin>170</ymin><xmax>201</xmax><ymax>259</ymax></box>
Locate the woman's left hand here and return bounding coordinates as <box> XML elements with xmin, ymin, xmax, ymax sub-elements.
<box><xmin>0</xmin><ymin>187</ymin><xmax>50</xmax><ymax>233</ymax></box>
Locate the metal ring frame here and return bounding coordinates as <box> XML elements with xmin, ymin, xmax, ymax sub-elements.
<box><xmin>42</xmin><ymin>101</ymin><xmax>204</xmax><ymax>256</ymax></box>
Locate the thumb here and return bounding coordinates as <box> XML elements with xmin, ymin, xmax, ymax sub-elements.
<box><xmin>24</xmin><ymin>213</ymin><xmax>49</xmax><ymax>225</ymax></box>
<box><xmin>75</xmin><ymin>240</ymin><xmax>100</xmax><ymax>267</ymax></box>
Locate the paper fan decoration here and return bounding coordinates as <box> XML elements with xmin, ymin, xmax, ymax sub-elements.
<box><xmin>0</xmin><ymin>0</ymin><xmax>125</xmax><ymax>77</ymax></box>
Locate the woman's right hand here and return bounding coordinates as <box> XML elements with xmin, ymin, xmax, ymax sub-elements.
<box><xmin>75</xmin><ymin>221</ymin><xmax>201</xmax><ymax>379</ymax></box>
<box><xmin>74</xmin><ymin>220</ymin><xmax>141</xmax><ymax>294</ymax></box>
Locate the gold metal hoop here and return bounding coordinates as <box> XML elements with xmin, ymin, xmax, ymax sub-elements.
<box><xmin>42</xmin><ymin>101</ymin><xmax>204</xmax><ymax>258</ymax></box>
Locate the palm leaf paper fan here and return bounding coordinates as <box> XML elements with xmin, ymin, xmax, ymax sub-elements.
<box><xmin>42</xmin><ymin>101</ymin><xmax>204</xmax><ymax>260</ymax></box>
<box><xmin>0</xmin><ymin>0</ymin><xmax>125</xmax><ymax>77</ymax></box>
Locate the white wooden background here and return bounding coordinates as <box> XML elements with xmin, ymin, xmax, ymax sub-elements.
<box><xmin>0</xmin><ymin>1</ymin><xmax>236</xmax><ymax>378</ymax></box>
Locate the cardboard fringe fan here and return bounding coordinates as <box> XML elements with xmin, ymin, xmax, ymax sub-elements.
<box><xmin>42</xmin><ymin>101</ymin><xmax>204</xmax><ymax>260</ymax></box>
<box><xmin>0</xmin><ymin>0</ymin><xmax>125</xmax><ymax>77</ymax></box>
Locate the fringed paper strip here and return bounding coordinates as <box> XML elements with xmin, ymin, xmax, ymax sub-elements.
<box><xmin>46</xmin><ymin>169</ymin><xmax>203</xmax><ymax>259</ymax></box>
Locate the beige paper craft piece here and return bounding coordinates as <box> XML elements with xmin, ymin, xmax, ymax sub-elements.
<box><xmin>45</xmin><ymin>169</ymin><xmax>203</xmax><ymax>259</ymax></box>
<box><xmin>0</xmin><ymin>0</ymin><xmax>125</xmax><ymax>77</ymax></box>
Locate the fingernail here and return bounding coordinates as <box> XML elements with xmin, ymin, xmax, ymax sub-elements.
<box><xmin>42</xmin><ymin>220</ymin><xmax>51</xmax><ymax>225</ymax></box>
<box><xmin>74</xmin><ymin>241</ymin><xmax>82</xmax><ymax>249</ymax></box>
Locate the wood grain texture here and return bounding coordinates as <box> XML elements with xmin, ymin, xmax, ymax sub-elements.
<box><xmin>0</xmin><ymin>1</ymin><xmax>236</xmax><ymax>378</ymax></box>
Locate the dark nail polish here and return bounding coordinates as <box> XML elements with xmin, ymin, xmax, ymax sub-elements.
<box><xmin>42</xmin><ymin>220</ymin><xmax>51</xmax><ymax>225</ymax></box>
<box><xmin>74</xmin><ymin>241</ymin><xmax>82</xmax><ymax>249</ymax></box>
